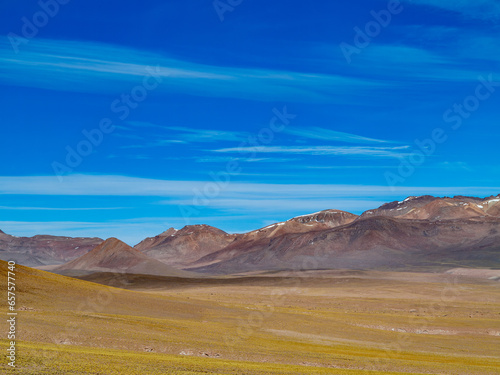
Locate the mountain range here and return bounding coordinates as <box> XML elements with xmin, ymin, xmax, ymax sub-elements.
<box><xmin>0</xmin><ymin>230</ymin><xmax>102</xmax><ymax>266</ymax></box>
<box><xmin>1</xmin><ymin>194</ymin><xmax>499</xmax><ymax>275</ymax></box>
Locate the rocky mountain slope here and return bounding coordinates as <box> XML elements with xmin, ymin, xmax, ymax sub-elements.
<box><xmin>359</xmin><ymin>195</ymin><xmax>500</xmax><ymax>221</ymax></box>
<box><xmin>186</xmin><ymin>195</ymin><xmax>500</xmax><ymax>274</ymax></box>
<box><xmin>134</xmin><ymin>225</ymin><xmax>237</xmax><ymax>268</ymax></box>
<box><xmin>188</xmin><ymin>215</ymin><xmax>500</xmax><ymax>274</ymax></box>
<box><xmin>135</xmin><ymin>210</ymin><xmax>358</xmax><ymax>268</ymax></box>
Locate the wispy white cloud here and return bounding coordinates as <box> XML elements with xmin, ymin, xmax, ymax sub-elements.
<box><xmin>163</xmin><ymin>126</ymin><xmax>246</xmax><ymax>143</ymax></box>
<box><xmin>391</xmin><ymin>26</ymin><xmax>500</xmax><ymax>64</ymax></box>
<box><xmin>353</xmin><ymin>45</ymin><xmax>484</xmax><ymax>83</ymax></box>
<box><xmin>284</xmin><ymin>126</ymin><xmax>397</xmax><ymax>144</ymax></box>
<box><xmin>194</xmin><ymin>156</ymin><xmax>296</xmax><ymax>163</ymax></box>
<box><xmin>0</xmin><ymin>37</ymin><xmax>384</xmax><ymax>103</ymax></box>
<box><xmin>437</xmin><ymin>161</ymin><xmax>473</xmax><ymax>171</ymax></box>
<box><xmin>0</xmin><ymin>206</ymin><xmax>126</xmax><ymax>211</ymax></box>
<box><xmin>0</xmin><ymin>175</ymin><xmax>497</xmax><ymax>199</ymax></box>
<box><xmin>164</xmin><ymin>198</ymin><xmax>386</xmax><ymax>214</ymax></box>
<box><xmin>119</xmin><ymin>123</ymin><xmax>248</xmax><ymax>148</ymax></box>
<box><xmin>404</xmin><ymin>0</ymin><xmax>500</xmax><ymax>20</ymax></box>
<box><xmin>213</xmin><ymin>145</ymin><xmax>412</xmax><ymax>158</ymax></box>
<box><xmin>303</xmin><ymin>165</ymin><xmax>394</xmax><ymax>169</ymax></box>
<box><xmin>316</xmin><ymin>36</ymin><xmax>497</xmax><ymax>84</ymax></box>
<box><xmin>158</xmin><ymin>140</ymin><xmax>189</xmax><ymax>145</ymax></box>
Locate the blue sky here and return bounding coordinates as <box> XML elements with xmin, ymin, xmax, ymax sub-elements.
<box><xmin>1</xmin><ymin>0</ymin><xmax>499</xmax><ymax>244</ymax></box>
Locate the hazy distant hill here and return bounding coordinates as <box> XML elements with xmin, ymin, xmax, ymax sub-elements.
<box><xmin>0</xmin><ymin>230</ymin><xmax>102</xmax><ymax>266</ymax></box>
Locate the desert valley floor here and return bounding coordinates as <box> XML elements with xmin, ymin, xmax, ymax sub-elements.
<box><xmin>1</xmin><ymin>261</ymin><xmax>499</xmax><ymax>374</ymax></box>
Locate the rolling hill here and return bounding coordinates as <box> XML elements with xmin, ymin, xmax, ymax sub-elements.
<box><xmin>55</xmin><ymin>237</ymin><xmax>197</xmax><ymax>277</ymax></box>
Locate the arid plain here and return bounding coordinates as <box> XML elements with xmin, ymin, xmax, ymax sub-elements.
<box><xmin>1</xmin><ymin>261</ymin><xmax>499</xmax><ymax>374</ymax></box>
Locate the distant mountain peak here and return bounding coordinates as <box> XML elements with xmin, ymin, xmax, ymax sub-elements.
<box><xmin>103</xmin><ymin>237</ymin><xmax>122</xmax><ymax>243</ymax></box>
<box><xmin>67</xmin><ymin>237</ymin><xmax>143</xmax><ymax>264</ymax></box>
<box><xmin>484</xmin><ymin>194</ymin><xmax>500</xmax><ymax>201</ymax></box>
<box><xmin>361</xmin><ymin>195</ymin><xmax>500</xmax><ymax>221</ymax></box>
<box><xmin>158</xmin><ymin>228</ymin><xmax>177</xmax><ymax>237</ymax></box>
<box><xmin>398</xmin><ymin>196</ymin><xmax>418</xmax><ymax>203</ymax></box>
<box><xmin>56</xmin><ymin>236</ymin><xmax>193</xmax><ymax>277</ymax></box>
<box><xmin>134</xmin><ymin>224</ymin><xmax>235</xmax><ymax>268</ymax></box>
<box><xmin>177</xmin><ymin>224</ymin><xmax>228</xmax><ymax>235</ymax></box>
<box><xmin>289</xmin><ymin>209</ymin><xmax>357</xmax><ymax>223</ymax></box>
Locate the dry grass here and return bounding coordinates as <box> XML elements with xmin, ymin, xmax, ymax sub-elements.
<box><xmin>1</xmin><ymin>261</ymin><xmax>499</xmax><ymax>374</ymax></box>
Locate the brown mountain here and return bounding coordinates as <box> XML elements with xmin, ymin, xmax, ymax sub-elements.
<box><xmin>0</xmin><ymin>230</ymin><xmax>103</xmax><ymax>267</ymax></box>
<box><xmin>240</xmin><ymin>209</ymin><xmax>358</xmax><ymax>239</ymax></box>
<box><xmin>189</xmin><ymin>216</ymin><xmax>500</xmax><ymax>274</ymax></box>
<box><xmin>134</xmin><ymin>225</ymin><xmax>237</xmax><ymax>268</ymax></box>
<box><xmin>187</xmin><ymin>196</ymin><xmax>500</xmax><ymax>274</ymax></box>
<box><xmin>186</xmin><ymin>210</ymin><xmax>358</xmax><ymax>269</ymax></box>
<box><xmin>136</xmin><ymin>210</ymin><xmax>357</xmax><ymax>268</ymax></box>
<box><xmin>6</xmin><ymin>195</ymin><xmax>499</xmax><ymax>275</ymax></box>
<box><xmin>55</xmin><ymin>237</ymin><xmax>196</xmax><ymax>277</ymax></box>
<box><xmin>360</xmin><ymin>195</ymin><xmax>500</xmax><ymax>221</ymax></box>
